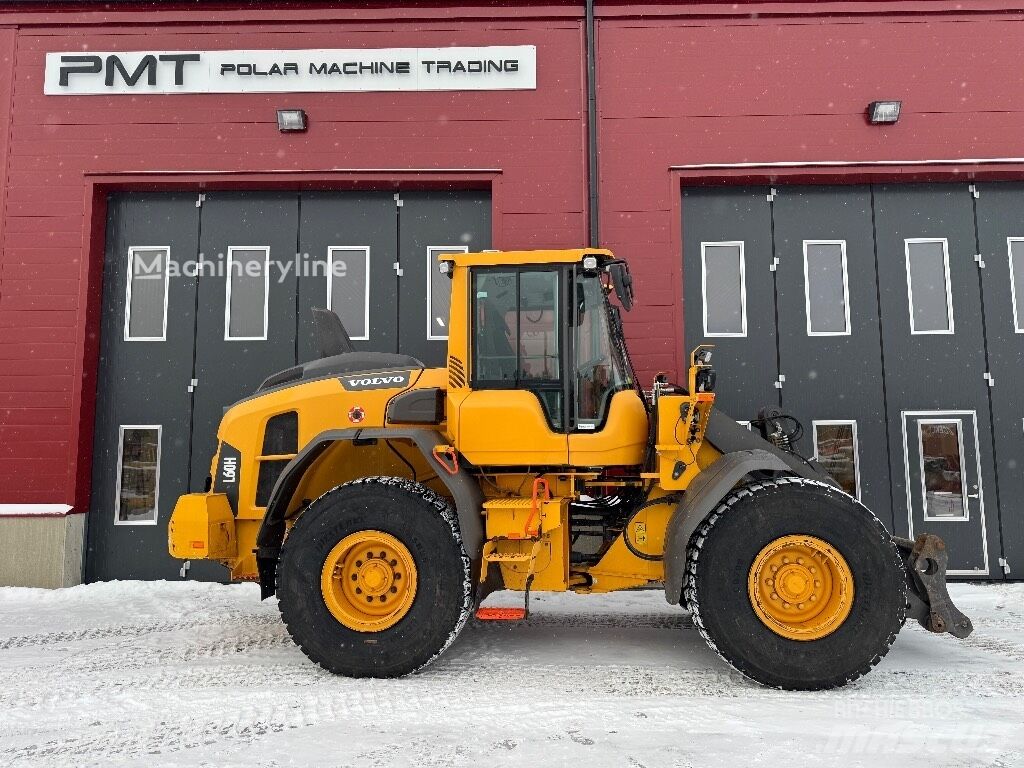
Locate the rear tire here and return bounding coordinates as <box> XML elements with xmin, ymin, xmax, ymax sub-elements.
<box><xmin>278</xmin><ymin>476</ymin><xmax>472</xmax><ymax>677</ymax></box>
<box><xmin>684</xmin><ymin>477</ymin><xmax>906</xmax><ymax>690</ymax></box>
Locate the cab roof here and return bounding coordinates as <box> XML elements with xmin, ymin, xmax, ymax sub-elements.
<box><xmin>447</xmin><ymin>248</ymin><xmax>615</xmax><ymax>268</ymax></box>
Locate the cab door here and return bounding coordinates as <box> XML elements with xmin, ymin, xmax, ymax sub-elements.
<box><xmin>456</xmin><ymin>267</ymin><xmax>568</xmax><ymax>466</ymax></box>
<box><xmin>568</xmin><ymin>272</ymin><xmax>647</xmax><ymax>467</ymax></box>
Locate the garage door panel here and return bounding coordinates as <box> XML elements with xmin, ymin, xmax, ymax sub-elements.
<box><xmin>873</xmin><ymin>184</ymin><xmax>998</xmax><ymax>575</ymax></box>
<box><xmin>682</xmin><ymin>187</ymin><xmax>777</xmax><ymax>420</ymax></box>
<box><xmin>191</xmin><ymin>192</ymin><xmax>300</xmax><ymax>495</ymax></box>
<box><xmin>88</xmin><ymin>193</ymin><xmax>206</xmax><ymax>581</ymax></box>
<box><xmin>872</xmin><ymin>185</ymin><xmax>989</xmax><ymax>402</ymax></box>
<box><xmin>88</xmin><ymin>189</ymin><xmax>493</xmax><ymax>582</ymax></box>
<box><xmin>297</xmin><ymin>192</ymin><xmax>398</xmax><ymax>362</ymax></box>
<box><xmin>398</xmin><ymin>190</ymin><xmax>491</xmax><ymax>367</ymax></box>
<box><xmin>974</xmin><ymin>183</ymin><xmax>1024</xmax><ymax>577</ymax></box>
<box><xmin>771</xmin><ymin>186</ymin><xmax>892</xmax><ymax>524</ymax></box>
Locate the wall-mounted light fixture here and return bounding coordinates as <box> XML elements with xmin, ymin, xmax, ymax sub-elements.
<box><xmin>277</xmin><ymin>109</ymin><xmax>307</xmax><ymax>132</ymax></box>
<box><xmin>867</xmin><ymin>101</ymin><xmax>901</xmax><ymax>125</ymax></box>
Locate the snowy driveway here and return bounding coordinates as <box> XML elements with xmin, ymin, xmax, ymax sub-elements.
<box><xmin>1</xmin><ymin>582</ymin><xmax>1022</xmax><ymax>768</ymax></box>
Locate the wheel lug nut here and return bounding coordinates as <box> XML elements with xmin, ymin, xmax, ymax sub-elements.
<box><xmin>814</xmin><ymin>581</ymin><xmax>821</xmax><ymax>588</ymax></box>
<box><xmin>366</xmin><ymin>596</ymin><xmax>373</xmax><ymax>603</ymax></box>
<box><xmin>770</xmin><ymin>592</ymin><xmax>778</xmax><ymax>600</ymax></box>
<box><xmin>782</xmin><ymin>557</ymin><xmax>790</xmax><ymax>564</ymax></box>
<box><xmin>355</xmin><ymin>587</ymin><xmax>362</xmax><ymax>594</ymax></box>
<box><xmin>810</xmin><ymin>567</ymin><xmax>816</xmax><ymax>574</ymax></box>
<box><xmin>394</xmin><ymin>573</ymin><xmax>401</xmax><ymax>580</ymax></box>
<box><xmin>797</xmin><ymin>558</ymin><xmax>804</xmax><ymax>565</ymax></box>
<box><xmin>766</xmin><ymin>579</ymin><xmax>773</xmax><ymax>586</ymax></box>
<box><xmin>350</xmin><ymin>574</ymin><xmax>357</xmax><ymax>581</ymax></box>
<box><xmin>390</xmin><ymin>559</ymin><xmax>397</xmax><ymax>567</ymax></box>
<box><xmin>783</xmin><ymin>602</ymin><xmax>791</xmax><ymax>608</ymax></box>
<box><xmin>798</xmin><ymin>603</ymin><xmax>804</xmax><ymax>609</ymax></box>
<box><xmin>380</xmin><ymin>551</ymin><xmax>387</xmax><ymax>558</ymax></box>
<box><xmin>810</xmin><ymin>595</ymin><xmax>817</xmax><ymax>602</ymax></box>
<box><xmin>771</xmin><ymin>566</ymin><xmax>778</xmax><ymax>573</ymax></box>
<box><xmin>366</xmin><ymin>551</ymin><xmax>374</xmax><ymax>559</ymax></box>
<box><xmin>355</xmin><ymin>560</ymin><xmax>362</xmax><ymax>567</ymax></box>
<box><xmin>379</xmin><ymin>595</ymin><xmax>386</xmax><ymax>602</ymax></box>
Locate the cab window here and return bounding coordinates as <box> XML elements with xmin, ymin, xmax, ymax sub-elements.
<box><xmin>575</xmin><ymin>274</ymin><xmax>627</xmax><ymax>427</ymax></box>
<box><xmin>472</xmin><ymin>269</ymin><xmax>563</xmax><ymax>428</ymax></box>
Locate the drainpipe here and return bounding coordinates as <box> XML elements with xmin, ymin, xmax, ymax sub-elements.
<box><xmin>585</xmin><ymin>0</ymin><xmax>599</xmax><ymax>247</ymax></box>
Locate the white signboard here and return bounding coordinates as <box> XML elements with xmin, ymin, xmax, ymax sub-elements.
<box><xmin>44</xmin><ymin>45</ymin><xmax>536</xmax><ymax>95</ymax></box>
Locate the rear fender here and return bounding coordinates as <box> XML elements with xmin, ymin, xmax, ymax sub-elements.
<box><xmin>255</xmin><ymin>427</ymin><xmax>483</xmax><ymax>598</ymax></box>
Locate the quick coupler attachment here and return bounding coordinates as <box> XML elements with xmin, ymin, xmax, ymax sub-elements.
<box><xmin>895</xmin><ymin>534</ymin><xmax>974</xmax><ymax>639</ymax></box>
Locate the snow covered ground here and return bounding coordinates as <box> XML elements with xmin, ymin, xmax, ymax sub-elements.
<box><xmin>0</xmin><ymin>581</ymin><xmax>1021</xmax><ymax>768</ymax></box>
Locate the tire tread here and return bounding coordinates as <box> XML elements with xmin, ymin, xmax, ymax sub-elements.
<box><xmin>683</xmin><ymin>476</ymin><xmax>907</xmax><ymax>690</ymax></box>
<box><xmin>278</xmin><ymin>476</ymin><xmax>473</xmax><ymax>677</ymax></box>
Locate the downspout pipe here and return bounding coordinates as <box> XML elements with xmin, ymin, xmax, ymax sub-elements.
<box><xmin>585</xmin><ymin>0</ymin><xmax>599</xmax><ymax>247</ymax></box>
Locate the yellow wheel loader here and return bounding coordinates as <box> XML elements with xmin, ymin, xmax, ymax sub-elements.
<box><xmin>169</xmin><ymin>248</ymin><xmax>972</xmax><ymax>690</ymax></box>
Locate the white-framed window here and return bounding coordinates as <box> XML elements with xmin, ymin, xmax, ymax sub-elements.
<box><xmin>803</xmin><ymin>240</ymin><xmax>851</xmax><ymax>336</ymax></box>
<box><xmin>114</xmin><ymin>424</ymin><xmax>161</xmax><ymax>526</ymax></box>
<box><xmin>917</xmin><ymin>418</ymin><xmax>969</xmax><ymax>521</ymax></box>
<box><xmin>701</xmin><ymin>241</ymin><xmax>747</xmax><ymax>337</ymax></box>
<box><xmin>327</xmin><ymin>246</ymin><xmax>370</xmax><ymax>341</ymax></box>
<box><xmin>736</xmin><ymin>420</ymin><xmax>752</xmax><ymax>430</ymax></box>
<box><xmin>123</xmin><ymin>246</ymin><xmax>170</xmax><ymax>341</ymax></box>
<box><xmin>427</xmin><ymin>246</ymin><xmax>468</xmax><ymax>340</ymax></box>
<box><xmin>1008</xmin><ymin>237</ymin><xmax>1024</xmax><ymax>334</ymax></box>
<box><xmin>224</xmin><ymin>246</ymin><xmax>271</xmax><ymax>341</ymax></box>
<box><xmin>813</xmin><ymin>420</ymin><xmax>861</xmax><ymax>499</ymax></box>
<box><xmin>904</xmin><ymin>238</ymin><xmax>954</xmax><ymax>335</ymax></box>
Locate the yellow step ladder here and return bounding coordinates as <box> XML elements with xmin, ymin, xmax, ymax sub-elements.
<box><xmin>476</xmin><ymin>479</ymin><xmax>555</xmax><ymax>621</ymax></box>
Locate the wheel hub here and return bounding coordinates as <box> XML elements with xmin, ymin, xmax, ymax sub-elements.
<box><xmin>321</xmin><ymin>530</ymin><xmax>418</xmax><ymax>632</ymax></box>
<box><xmin>748</xmin><ymin>535</ymin><xmax>854</xmax><ymax>641</ymax></box>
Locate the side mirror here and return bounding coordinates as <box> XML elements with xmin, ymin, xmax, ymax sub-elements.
<box><xmin>608</xmin><ymin>261</ymin><xmax>634</xmax><ymax>311</ymax></box>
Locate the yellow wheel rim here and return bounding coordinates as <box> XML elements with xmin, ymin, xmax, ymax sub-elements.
<box><xmin>320</xmin><ymin>530</ymin><xmax>418</xmax><ymax>633</ymax></box>
<box><xmin>747</xmin><ymin>535</ymin><xmax>854</xmax><ymax>641</ymax></box>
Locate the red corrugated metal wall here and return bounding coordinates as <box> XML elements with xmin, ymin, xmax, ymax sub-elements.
<box><xmin>3</xmin><ymin>1</ymin><xmax>1024</xmax><ymax>511</ymax></box>
<box><xmin>596</xmin><ymin>2</ymin><xmax>1024</xmax><ymax>379</ymax></box>
<box><xmin>0</xmin><ymin>4</ymin><xmax>589</xmax><ymax>508</ymax></box>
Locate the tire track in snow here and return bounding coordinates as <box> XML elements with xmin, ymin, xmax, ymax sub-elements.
<box><xmin>2</xmin><ymin>584</ymin><xmax>1023</xmax><ymax>768</ymax></box>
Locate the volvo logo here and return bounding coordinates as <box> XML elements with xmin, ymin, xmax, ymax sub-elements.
<box><xmin>341</xmin><ymin>372</ymin><xmax>411</xmax><ymax>391</ymax></box>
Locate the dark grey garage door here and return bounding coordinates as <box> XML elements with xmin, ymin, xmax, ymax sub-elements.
<box><xmin>87</xmin><ymin>190</ymin><xmax>490</xmax><ymax>582</ymax></box>
<box><xmin>683</xmin><ymin>183</ymin><xmax>1021</xmax><ymax>579</ymax></box>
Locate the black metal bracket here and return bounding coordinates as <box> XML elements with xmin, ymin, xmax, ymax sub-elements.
<box><xmin>896</xmin><ymin>534</ymin><xmax>974</xmax><ymax>639</ymax></box>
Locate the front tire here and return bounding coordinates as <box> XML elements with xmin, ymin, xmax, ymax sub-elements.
<box><xmin>684</xmin><ymin>477</ymin><xmax>906</xmax><ymax>690</ymax></box>
<box><xmin>277</xmin><ymin>476</ymin><xmax>472</xmax><ymax>677</ymax></box>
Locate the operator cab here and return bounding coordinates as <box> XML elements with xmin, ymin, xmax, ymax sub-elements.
<box><xmin>446</xmin><ymin>250</ymin><xmax>648</xmax><ymax>467</ymax></box>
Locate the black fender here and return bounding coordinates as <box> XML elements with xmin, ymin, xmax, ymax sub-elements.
<box><xmin>663</xmin><ymin>448</ymin><xmax>827</xmax><ymax>605</ymax></box>
<box><xmin>254</xmin><ymin>427</ymin><xmax>483</xmax><ymax>598</ymax></box>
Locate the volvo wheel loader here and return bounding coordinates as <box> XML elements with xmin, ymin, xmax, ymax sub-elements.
<box><xmin>169</xmin><ymin>248</ymin><xmax>972</xmax><ymax>690</ymax></box>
